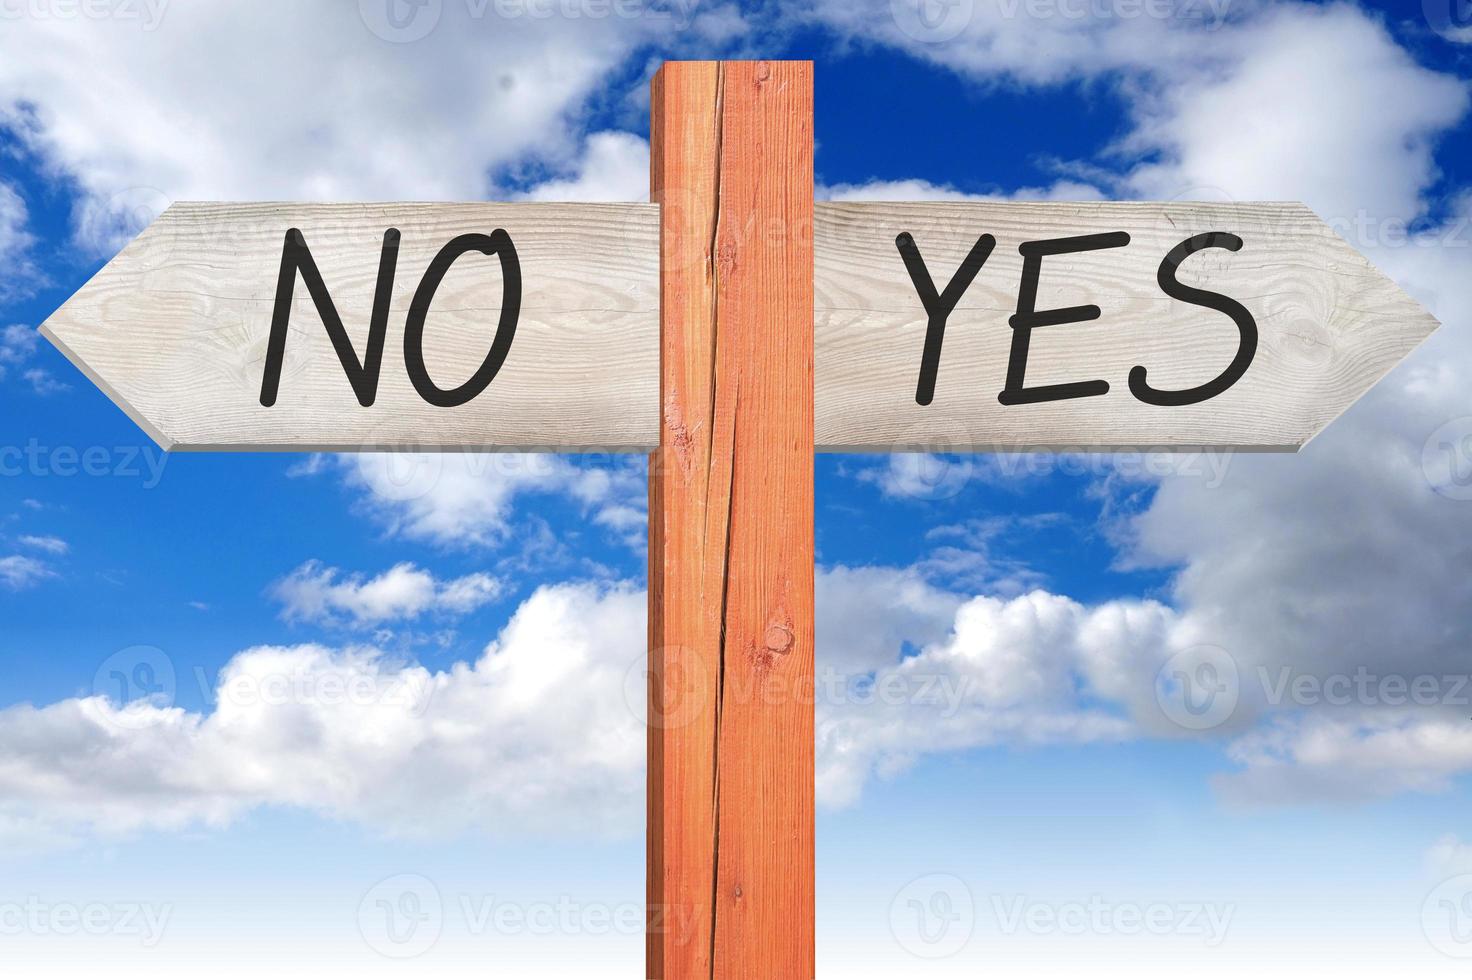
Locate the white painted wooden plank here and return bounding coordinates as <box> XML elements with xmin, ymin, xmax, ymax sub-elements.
<box><xmin>43</xmin><ymin>201</ymin><xmax>1436</xmax><ymax>454</ymax></box>
<box><xmin>814</xmin><ymin>201</ymin><xmax>1439</xmax><ymax>452</ymax></box>
<box><xmin>42</xmin><ymin>202</ymin><xmax>661</xmax><ymax>452</ymax></box>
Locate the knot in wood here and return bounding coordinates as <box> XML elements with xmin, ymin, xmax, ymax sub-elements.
<box><xmin>764</xmin><ymin>624</ymin><xmax>794</xmax><ymax>655</ymax></box>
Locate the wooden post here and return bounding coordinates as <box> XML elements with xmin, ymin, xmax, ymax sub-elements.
<box><xmin>648</xmin><ymin>61</ymin><xmax>815</xmax><ymax>979</ymax></box>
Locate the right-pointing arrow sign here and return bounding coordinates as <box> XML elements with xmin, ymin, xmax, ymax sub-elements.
<box><xmin>814</xmin><ymin>201</ymin><xmax>1439</xmax><ymax>452</ymax></box>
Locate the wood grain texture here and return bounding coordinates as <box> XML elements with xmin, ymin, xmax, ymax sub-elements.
<box><xmin>648</xmin><ymin>61</ymin><xmax>815</xmax><ymax>980</ymax></box>
<box><xmin>41</xmin><ymin>199</ymin><xmax>1434</xmax><ymax>455</ymax></box>
<box><xmin>814</xmin><ymin>201</ymin><xmax>1438</xmax><ymax>451</ymax></box>
<box><xmin>41</xmin><ymin>202</ymin><xmax>659</xmax><ymax>451</ymax></box>
<box><xmin>648</xmin><ymin>61</ymin><xmax>720</xmax><ymax>980</ymax></box>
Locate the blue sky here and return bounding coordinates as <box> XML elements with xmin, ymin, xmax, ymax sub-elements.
<box><xmin>2</xmin><ymin>0</ymin><xmax>1472</xmax><ymax>976</ymax></box>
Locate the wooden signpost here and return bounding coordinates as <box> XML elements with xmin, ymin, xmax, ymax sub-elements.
<box><xmin>40</xmin><ymin>60</ymin><xmax>1436</xmax><ymax>979</ymax></box>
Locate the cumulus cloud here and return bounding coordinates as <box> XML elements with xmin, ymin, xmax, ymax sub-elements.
<box><xmin>1215</xmin><ymin>713</ymin><xmax>1472</xmax><ymax>806</ymax></box>
<box><xmin>0</xmin><ymin>581</ymin><xmax>647</xmax><ymax>846</ymax></box>
<box><xmin>2</xmin><ymin>0</ymin><xmax>1470</xmax><ymax>821</ymax></box>
<box><xmin>1</xmin><ymin>550</ymin><xmax>1454</xmax><ymax>843</ymax></box>
<box><xmin>1116</xmin><ymin>5</ymin><xmax>1469</xmax><ymax>218</ymax></box>
<box><xmin>817</xmin><ymin>564</ymin><xmax>963</xmax><ymax>674</ymax></box>
<box><xmin>854</xmin><ymin>452</ymin><xmax>983</xmax><ymax>501</ymax></box>
<box><xmin>817</xmin><ymin>4</ymin><xmax>1468</xmax><ymax>216</ymax></box>
<box><xmin>1098</xmin><ymin>6</ymin><xmax>1472</xmax><ymax>803</ymax></box>
<box><xmin>340</xmin><ymin>452</ymin><xmax>646</xmax><ymax>550</ymax></box>
<box><xmin>809</xmin><ymin>0</ymin><xmax>1236</xmax><ymax>87</ymax></box>
<box><xmin>816</xmin><ymin>584</ymin><xmax>1189</xmax><ymax>806</ymax></box>
<box><xmin>819</xmin><ymin>2</ymin><xmax>1472</xmax><ymax>806</ymax></box>
<box><xmin>0</xmin><ymin>1</ymin><xmax>743</xmax><ymax>253</ymax></box>
<box><xmin>518</xmin><ymin>130</ymin><xmax>651</xmax><ymax>202</ymax></box>
<box><xmin>271</xmin><ymin>560</ymin><xmax>503</xmax><ymax>627</ymax></box>
<box><xmin>0</xmin><ymin>563</ymin><xmax>1195</xmax><ymax>844</ymax></box>
<box><xmin>820</xmin><ymin>177</ymin><xmax>1106</xmax><ymax>202</ymax></box>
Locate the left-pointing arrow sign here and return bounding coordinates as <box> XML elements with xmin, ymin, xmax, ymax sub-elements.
<box><xmin>41</xmin><ymin>202</ymin><xmax>661</xmax><ymax>453</ymax></box>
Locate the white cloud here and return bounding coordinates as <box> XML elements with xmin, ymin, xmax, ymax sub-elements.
<box><xmin>0</xmin><ymin>184</ymin><xmax>39</xmax><ymax>300</ymax></box>
<box><xmin>817</xmin><ymin>585</ymin><xmax>1185</xmax><ymax>806</ymax></box>
<box><xmin>0</xmin><ymin>555</ymin><xmax>54</xmax><ymax>590</ymax></box>
<box><xmin>271</xmin><ymin>560</ymin><xmax>503</xmax><ymax>627</ymax></box>
<box><xmin>816</xmin><ymin>4</ymin><xmax>1467</xmax><ymax>220</ymax></box>
<box><xmin>0</xmin><ymin>1</ymin><xmax>744</xmax><ymax>254</ymax></box>
<box><xmin>340</xmin><ymin>453</ymin><xmax>646</xmax><ymax>549</ymax></box>
<box><xmin>822</xmin><ymin>178</ymin><xmax>983</xmax><ymax>202</ymax></box>
<box><xmin>820</xmin><ymin>177</ymin><xmax>1105</xmax><ymax>202</ymax></box>
<box><xmin>856</xmin><ymin>452</ymin><xmax>981</xmax><ymax>501</ymax></box>
<box><xmin>1428</xmin><ymin>835</ymin><xmax>1472</xmax><ymax>876</ymax></box>
<box><xmin>0</xmin><ymin>323</ymin><xmax>38</xmax><ymax>379</ymax></box>
<box><xmin>817</xmin><ymin>564</ymin><xmax>963</xmax><ymax>674</ymax></box>
<box><xmin>518</xmin><ymin>130</ymin><xmax>650</xmax><ymax>202</ymax></box>
<box><xmin>809</xmin><ymin>0</ymin><xmax>1234</xmax><ymax>87</ymax></box>
<box><xmin>1097</xmin><ymin>7</ymin><xmax>1472</xmax><ymax>803</ymax></box>
<box><xmin>0</xmin><ymin>581</ymin><xmax>647</xmax><ymax>845</ymax></box>
<box><xmin>18</xmin><ymin>535</ymin><xmax>67</xmax><ymax>555</ymax></box>
<box><xmin>21</xmin><ymin>367</ymin><xmax>69</xmax><ymax>395</ymax></box>
<box><xmin>284</xmin><ymin>453</ymin><xmax>328</xmax><ymax>478</ymax></box>
<box><xmin>0</xmin><ymin>549</ymin><xmax>1450</xmax><ymax>838</ymax></box>
<box><xmin>1117</xmin><ymin>5</ymin><xmax>1469</xmax><ymax>220</ymax></box>
<box><xmin>0</xmin><ymin>326</ymin><xmax>64</xmax><ymax>393</ymax></box>
<box><xmin>0</xmin><ymin>562</ymin><xmax>1189</xmax><ymax>841</ymax></box>
<box><xmin>820</xmin><ymin>3</ymin><xmax>1472</xmax><ymax>806</ymax></box>
<box><xmin>814</xmin><ymin>542</ymin><xmax>1472</xmax><ymax>810</ymax></box>
<box><xmin>1215</xmin><ymin>713</ymin><xmax>1472</xmax><ymax>806</ymax></box>
<box><xmin>917</xmin><ymin>516</ymin><xmax>1064</xmax><ymax>594</ymax></box>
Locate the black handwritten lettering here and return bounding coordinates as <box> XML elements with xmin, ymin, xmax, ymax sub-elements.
<box><xmin>260</xmin><ymin>228</ymin><xmax>400</xmax><ymax>408</ymax></box>
<box><xmin>998</xmin><ymin>232</ymin><xmax>1130</xmax><ymax>407</ymax></box>
<box><xmin>1130</xmin><ymin>232</ymin><xmax>1257</xmax><ymax>406</ymax></box>
<box><xmin>403</xmin><ymin>230</ymin><xmax>522</xmax><ymax>409</ymax></box>
<box><xmin>896</xmin><ymin>232</ymin><xmax>996</xmax><ymax>406</ymax></box>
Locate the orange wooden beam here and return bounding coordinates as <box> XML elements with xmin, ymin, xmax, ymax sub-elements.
<box><xmin>648</xmin><ymin>60</ymin><xmax>815</xmax><ymax>980</ymax></box>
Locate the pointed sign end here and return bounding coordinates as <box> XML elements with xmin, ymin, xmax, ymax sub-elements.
<box><xmin>39</xmin><ymin>319</ymin><xmax>176</xmax><ymax>454</ymax></box>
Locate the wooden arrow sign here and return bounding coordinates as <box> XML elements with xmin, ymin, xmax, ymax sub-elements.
<box><xmin>43</xmin><ymin>200</ymin><xmax>1433</xmax><ymax>453</ymax></box>
<box><xmin>42</xmin><ymin>202</ymin><xmax>661</xmax><ymax>451</ymax></box>
<box><xmin>815</xmin><ymin>201</ymin><xmax>1437</xmax><ymax>452</ymax></box>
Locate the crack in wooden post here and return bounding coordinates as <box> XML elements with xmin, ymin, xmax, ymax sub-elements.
<box><xmin>648</xmin><ymin>60</ymin><xmax>815</xmax><ymax>980</ymax></box>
